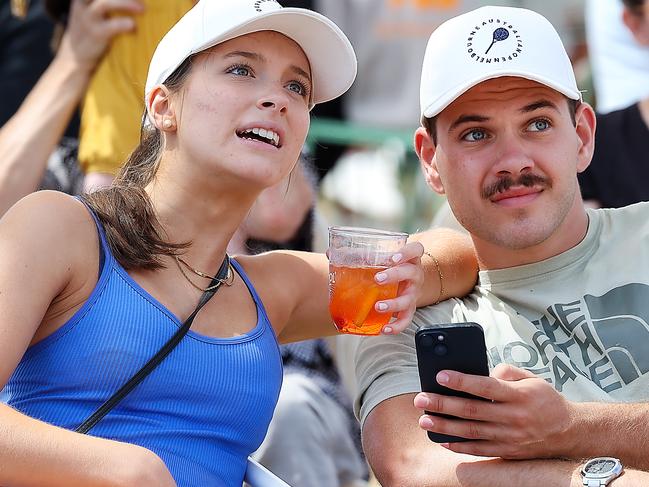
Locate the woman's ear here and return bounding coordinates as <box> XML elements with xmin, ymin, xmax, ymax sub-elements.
<box><xmin>146</xmin><ymin>85</ymin><xmax>177</xmax><ymax>132</ymax></box>
<box><xmin>414</xmin><ymin>126</ymin><xmax>445</xmax><ymax>195</ymax></box>
<box><xmin>574</xmin><ymin>102</ymin><xmax>597</xmax><ymax>174</ymax></box>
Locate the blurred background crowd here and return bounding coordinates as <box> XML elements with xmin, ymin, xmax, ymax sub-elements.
<box><xmin>3</xmin><ymin>0</ymin><xmax>649</xmax><ymax>236</ymax></box>
<box><xmin>2</xmin><ymin>0</ymin><xmax>649</xmax><ymax>486</ymax></box>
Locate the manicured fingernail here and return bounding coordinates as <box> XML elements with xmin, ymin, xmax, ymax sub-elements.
<box><xmin>377</xmin><ymin>302</ymin><xmax>388</xmax><ymax>311</ymax></box>
<box><xmin>437</xmin><ymin>372</ymin><xmax>449</xmax><ymax>384</ymax></box>
<box><xmin>375</xmin><ymin>272</ymin><xmax>387</xmax><ymax>282</ymax></box>
<box><xmin>382</xmin><ymin>326</ymin><xmax>393</xmax><ymax>334</ymax></box>
<box><xmin>392</xmin><ymin>253</ymin><xmax>403</xmax><ymax>263</ymax></box>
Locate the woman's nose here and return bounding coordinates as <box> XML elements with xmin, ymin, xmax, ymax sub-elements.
<box><xmin>257</xmin><ymin>89</ymin><xmax>288</xmax><ymax>114</ymax></box>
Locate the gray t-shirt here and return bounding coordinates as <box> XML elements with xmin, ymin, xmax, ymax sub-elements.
<box><xmin>356</xmin><ymin>204</ymin><xmax>649</xmax><ymax>426</ymax></box>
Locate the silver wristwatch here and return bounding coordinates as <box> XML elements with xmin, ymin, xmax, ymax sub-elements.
<box><xmin>581</xmin><ymin>457</ymin><xmax>623</xmax><ymax>486</ymax></box>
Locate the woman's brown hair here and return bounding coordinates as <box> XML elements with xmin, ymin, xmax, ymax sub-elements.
<box><xmin>80</xmin><ymin>58</ymin><xmax>195</xmax><ymax>270</ymax></box>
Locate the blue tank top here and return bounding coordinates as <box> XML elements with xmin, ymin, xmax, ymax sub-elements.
<box><xmin>2</xmin><ymin>206</ymin><xmax>283</xmax><ymax>486</ymax></box>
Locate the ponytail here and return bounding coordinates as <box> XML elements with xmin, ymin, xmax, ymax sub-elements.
<box><xmin>80</xmin><ymin>57</ymin><xmax>195</xmax><ymax>271</ymax></box>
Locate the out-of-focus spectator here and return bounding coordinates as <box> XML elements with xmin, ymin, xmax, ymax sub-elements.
<box><xmin>1</xmin><ymin>0</ymin><xmax>57</xmax><ymax>127</ymax></box>
<box><xmin>586</xmin><ymin>0</ymin><xmax>649</xmax><ymax>113</ymax></box>
<box><xmin>0</xmin><ymin>0</ymin><xmax>143</xmax><ymax>217</ymax></box>
<box><xmin>77</xmin><ymin>0</ymin><xmax>195</xmax><ymax>191</ymax></box>
<box><xmin>579</xmin><ymin>0</ymin><xmax>649</xmax><ymax>208</ymax></box>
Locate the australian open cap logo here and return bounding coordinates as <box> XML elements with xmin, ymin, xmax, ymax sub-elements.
<box><xmin>466</xmin><ymin>17</ymin><xmax>523</xmax><ymax>64</ymax></box>
<box><xmin>254</xmin><ymin>0</ymin><xmax>281</xmax><ymax>12</ymax></box>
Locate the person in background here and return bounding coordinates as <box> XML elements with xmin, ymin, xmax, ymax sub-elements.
<box><xmin>356</xmin><ymin>6</ymin><xmax>649</xmax><ymax>486</ymax></box>
<box><xmin>76</xmin><ymin>0</ymin><xmax>195</xmax><ymax>191</ymax></box>
<box><xmin>586</xmin><ymin>0</ymin><xmax>649</xmax><ymax>113</ymax></box>
<box><xmin>1</xmin><ymin>0</ymin><xmax>57</xmax><ymax>126</ymax></box>
<box><xmin>0</xmin><ymin>1</ymin><xmax>477</xmax><ymax>485</ymax></box>
<box><xmin>0</xmin><ymin>0</ymin><xmax>143</xmax><ymax>216</ymax></box>
<box><xmin>579</xmin><ymin>0</ymin><xmax>649</xmax><ymax>209</ymax></box>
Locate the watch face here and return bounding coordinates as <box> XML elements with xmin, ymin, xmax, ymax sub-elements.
<box><xmin>585</xmin><ymin>458</ymin><xmax>618</xmax><ymax>475</ymax></box>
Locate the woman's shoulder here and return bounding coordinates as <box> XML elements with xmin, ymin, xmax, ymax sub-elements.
<box><xmin>1</xmin><ymin>191</ymin><xmax>98</xmax><ymax>256</ymax></box>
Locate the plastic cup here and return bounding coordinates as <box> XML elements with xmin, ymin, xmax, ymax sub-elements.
<box><xmin>328</xmin><ymin>226</ymin><xmax>408</xmax><ymax>335</ymax></box>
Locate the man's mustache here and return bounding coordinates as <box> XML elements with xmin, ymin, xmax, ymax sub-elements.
<box><xmin>482</xmin><ymin>173</ymin><xmax>551</xmax><ymax>200</ymax></box>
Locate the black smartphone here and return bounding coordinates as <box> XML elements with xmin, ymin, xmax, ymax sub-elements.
<box><xmin>415</xmin><ymin>322</ymin><xmax>490</xmax><ymax>443</ymax></box>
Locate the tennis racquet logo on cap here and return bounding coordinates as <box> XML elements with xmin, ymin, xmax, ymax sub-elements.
<box><xmin>465</xmin><ymin>17</ymin><xmax>523</xmax><ymax>64</ymax></box>
<box><xmin>254</xmin><ymin>0</ymin><xmax>281</xmax><ymax>12</ymax></box>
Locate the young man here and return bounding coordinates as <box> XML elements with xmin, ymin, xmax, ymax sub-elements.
<box><xmin>355</xmin><ymin>6</ymin><xmax>649</xmax><ymax>486</ymax></box>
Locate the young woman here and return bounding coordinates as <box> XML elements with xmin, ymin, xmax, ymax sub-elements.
<box><xmin>0</xmin><ymin>1</ymin><xmax>477</xmax><ymax>486</ymax></box>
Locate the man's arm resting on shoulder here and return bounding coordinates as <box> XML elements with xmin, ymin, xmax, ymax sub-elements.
<box><xmin>362</xmin><ymin>394</ymin><xmax>649</xmax><ymax>487</ymax></box>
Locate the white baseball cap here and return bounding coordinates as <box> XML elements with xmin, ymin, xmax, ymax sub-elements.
<box><xmin>145</xmin><ymin>0</ymin><xmax>357</xmax><ymax>108</ymax></box>
<box><xmin>420</xmin><ymin>6</ymin><xmax>581</xmax><ymax>120</ymax></box>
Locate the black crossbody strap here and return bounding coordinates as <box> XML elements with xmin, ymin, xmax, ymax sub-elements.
<box><xmin>76</xmin><ymin>256</ymin><xmax>231</xmax><ymax>434</ymax></box>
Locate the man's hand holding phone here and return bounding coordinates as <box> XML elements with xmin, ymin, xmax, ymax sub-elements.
<box><xmin>414</xmin><ymin>362</ymin><xmax>577</xmax><ymax>460</ymax></box>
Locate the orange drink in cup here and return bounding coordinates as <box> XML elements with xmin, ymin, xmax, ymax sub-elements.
<box><xmin>328</xmin><ymin>226</ymin><xmax>408</xmax><ymax>335</ymax></box>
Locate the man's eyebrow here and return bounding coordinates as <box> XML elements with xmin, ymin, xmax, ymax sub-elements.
<box><xmin>449</xmin><ymin>114</ymin><xmax>490</xmax><ymax>132</ymax></box>
<box><xmin>448</xmin><ymin>99</ymin><xmax>561</xmax><ymax>132</ymax></box>
<box><xmin>520</xmin><ymin>99</ymin><xmax>559</xmax><ymax>113</ymax></box>
<box><xmin>223</xmin><ymin>51</ymin><xmax>311</xmax><ymax>81</ymax></box>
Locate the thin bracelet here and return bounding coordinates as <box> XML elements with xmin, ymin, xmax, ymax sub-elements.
<box><xmin>424</xmin><ymin>251</ymin><xmax>444</xmax><ymax>304</ymax></box>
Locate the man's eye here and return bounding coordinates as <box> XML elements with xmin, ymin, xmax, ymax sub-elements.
<box><xmin>462</xmin><ymin>129</ymin><xmax>487</xmax><ymax>142</ymax></box>
<box><xmin>528</xmin><ymin>119</ymin><xmax>550</xmax><ymax>132</ymax></box>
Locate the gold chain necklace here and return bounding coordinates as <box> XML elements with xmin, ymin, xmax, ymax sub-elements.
<box><xmin>175</xmin><ymin>255</ymin><xmax>235</xmax><ymax>292</ymax></box>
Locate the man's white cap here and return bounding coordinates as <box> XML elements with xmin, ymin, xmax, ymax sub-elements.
<box><xmin>145</xmin><ymin>0</ymin><xmax>357</xmax><ymax>107</ymax></box>
<box><xmin>420</xmin><ymin>6</ymin><xmax>581</xmax><ymax>120</ymax></box>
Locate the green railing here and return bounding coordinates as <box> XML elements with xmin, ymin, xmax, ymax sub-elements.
<box><xmin>307</xmin><ymin>118</ymin><xmax>443</xmax><ymax>233</ymax></box>
<box><xmin>307</xmin><ymin>117</ymin><xmax>415</xmax><ymax>152</ymax></box>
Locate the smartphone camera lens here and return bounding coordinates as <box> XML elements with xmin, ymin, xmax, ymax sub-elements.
<box><xmin>420</xmin><ymin>334</ymin><xmax>434</xmax><ymax>347</ymax></box>
<box><xmin>433</xmin><ymin>343</ymin><xmax>448</xmax><ymax>356</ymax></box>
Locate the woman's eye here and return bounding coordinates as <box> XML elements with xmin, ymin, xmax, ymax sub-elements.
<box><xmin>462</xmin><ymin>129</ymin><xmax>488</xmax><ymax>142</ymax></box>
<box><xmin>528</xmin><ymin>119</ymin><xmax>550</xmax><ymax>132</ymax></box>
<box><xmin>287</xmin><ymin>80</ymin><xmax>309</xmax><ymax>97</ymax></box>
<box><xmin>227</xmin><ymin>65</ymin><xmax>252</xmax><ymax>77</ymax></box>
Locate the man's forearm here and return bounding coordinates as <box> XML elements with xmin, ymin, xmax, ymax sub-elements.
<box><xmin>449</xmin><ymin>457</ymin><xmax>649</xmax><ymax>487</ymax></box>
<box><xmin>364</xmin><ymin>394</ymin><xmax>649</xmax><ymax>487</ymax></box>
<box><xmin>373</xmin><ymin>440</ymin><xmax>649</xmax><ymax>487</ymax></box>
<box><xmin>564</xmin><ymin>402</ymin><xmax>649</xmax><ymax>470</ymax></box>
